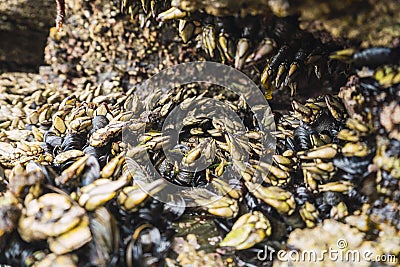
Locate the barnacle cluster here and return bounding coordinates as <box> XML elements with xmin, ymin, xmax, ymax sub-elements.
<box><xmin>0</xmin><ymin>0</ymin><xmax>399</xmax><ymax>266</ymax></box>
<box><xmin>120</xmin><ymin>0</ymin><xmax>350</xmax><ymax>99</ymax></box>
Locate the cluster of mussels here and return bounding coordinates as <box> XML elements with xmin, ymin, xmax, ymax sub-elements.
<box><xmin>0</xmin><ymin>0</ymin><xmax>399</xmax><ymax>266</ymax></box>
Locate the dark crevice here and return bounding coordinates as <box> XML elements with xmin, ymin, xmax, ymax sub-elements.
<box><xmin>0</xmin><ymin>0</ymin><xmax>56</xmax><ymax>73</ymax></box>
<box><xmin>0</xmin><ymin>29</ymin><xmax>49</xmax><ymax>73</ymax></box>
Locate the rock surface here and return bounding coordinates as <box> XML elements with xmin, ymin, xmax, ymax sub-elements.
<box><xmin>0</xmin><ymin>0</ymin><xmax>56</xmax><ymax>72</ymax></box>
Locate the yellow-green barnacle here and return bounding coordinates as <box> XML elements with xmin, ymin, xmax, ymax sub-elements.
<box><xmin>249</xmin><ymin>141</ymin><xmax>265</xmax><ymax>156</ymax></box>
<box><xmin>225</xmin><ymin>133</ymin><xmax>251</xmax><ymax>161</ymax></box>
<box><xmin>189</xmin><ymin>127</ymin><xmax>205</xmax><ymax>136</ymax></box>
<box><xmin>18</xmin><ymin>193</ymin><xmax>87</xmax><ymax>242</ymax></box>
<box><xmin>138</xmin><ymin>131</ymin><xmax>160</xmax><ymax>144</ymax></box>
<box><xmin>214</xmin><ymin>158</ymin><xmax>227</xmax><ymax>177</ymax></box>
<box><xmin>318</xmin><ymin>181</ymin><xmax>354</xmax><ymax>193</ymax></box>
<box><xmin>244</xmin><ymin>130</ymin><xmax>264</xmax><ymax>140</ymax></box>
<box><xmin>330</xmin><ymin>201</ymin><xmax>349</xmax><ymax>220</ymax></box>
<box><xmin>374</xmin><ymin>65</ymin><xmax>400</xmax><ymax>87</ymax></box>
<box><xmin>299</xmin><ymin>201</ymin><xmax>319</xmax><ymax>228</ymax></box>
<box><xmin>178</xmin><ymin>20</ymin><xmax>193</xmax><ymax>44</ymax></box>
<box><xmin>183</xmin><ymin>188</ymin><xmax>239</xmax><ymax>218</ymax></box>
<box><xmin>183</xmin><ymin>138</ymin><xmax>215</xmax><ymax>166</ymax></box>
<box><xmin>373</xmin><ymin>145</ymin><xmax>400</xmax><ymax>180</ymax></box>
<box><xmin>337</xmin><ymin>129</ymin><xmax>360</xmax><ymax>142</ymax></box>
<box><xmin>111</xmin><ymin>141</ymin><xmax>127</xmax><ymax>156</ymax></box>
<box><xmin>319</xmin><ymin>132</ymin><xmax>332</xmax><ymax>144</ymax></box>
<box><xmin>278</xmin><ymin>116</ymin><xmax>301</xmax><ymax>130</ymax></box>
<box><xmin>305</xmin><ymin>99</ymin><xmax>326</xmax><ymax>112</ymax></box>
<box><xmin>156</xmin><ymin>7</ymin><xmax>188</xmax><ymax>21</ymax></box>
<box><xmin>48</xmin><ymin>216</ymin><xmax>92</xmax><ymax>255</ymax></box>
<box><xmin>286</xmin><ymin>62</ymin><xmax>300</xmax><ymax>88</ymax></box>
<box><xmin>31</xmin><ymin>126</ymin><xmax>44</xmax><ymax>142</ymax></box>
<box><xmin>110</xmin><ymin>111</ymin><xmax>135</xmax><ymax>124</ymax></box>
<box><xmin>143</xmin><ymin>135</ymin><xmax>169</xmax><ymax>150</ymax></box>
<box><xmin>297</xmin><ymin>144</ymin><xmax>339</xmax><ymax>160</ymax></box>
<box><xmin>8</xmin><ymin>163</ymin><xmax>43</xmax><ymax>198</ymax></box>
<box><xmin>93</xmin><ymin>102</ymin><xmax>111</xmax><ymax>117</ymax></box>
<box><xmin>195</xmin><ymin>195</ymin><xmax>239</xmax><ymax>218</ymax></box>
<box><xmin>38</xmin><ymin>104</ymin><xmax>54</xmax><ymax>124</ymax></box>
<box><xmin>324</xmin><ymin>95</ymin><xmax>345</xmax><ymax>121</ymax></box>
<box><xmin>27</xmin><ymin>110</ymin><xmax>39</xmax><ymax>125</ymax></box>
<box><xmin>202</xmin><ymin>25</ymin><xmax>217</xmax><ymax>58</ymax></box>
<box><xmin>118</xmin><ymin>179</ymin><xmax>166</xmax><ymax>212</ymax></box>
<box><xmin>178</xmin><ymin>19</ymin><xmax>200</xmax><ymax>44</ymax></box>
<box><xmin>272</xmin><ymin>154</ymin><xmax>296</xmax><ymax>171</ymax></box>
<box><xmin>73</xmin><ymin>178</ymin><xmax>128</xmax><ymax>211</ymax></box>
<box><xmin>0</xmin><ymin>120</ymin><xmax>11</xmax><ymax>129</ymax></box>
<box><xmin>254</xmin><ymin>161</ymin><xmax>291</xmax><ymax>186</ymax></box>
<box><xmin>329</xmin><ymin>48</ymin><xmax>356</xmax><ymax>62</ymax></box>
<box><xmin>232</xmin><ymin>159</ymin><xmax>255</xmax><ymax>182</ymax></box>
<box><xmin>235</xmin><ymin>38</ymin><xmax>250</xmax><ymax>70</ymax></box>
<box><xmin>211</xmin><ymin>178</ymin><xmax>242</xmax><ymax>200</ymax></box>
<box><xmin>342</xmin><ymin>142</ymin><xmax>370</xmax><ymax>157</ymax></box>
<box><xmin>66</xmin><ymin>106</ymin><xmax>86</xmax><ymax>123</ymax></box>
<box><xmin>15</xmin><ymin>141</ymin><xmax>43</xmax><ymax>156</ymax></box>
<box><xmin>2</xmin><ymin>129</ymin><xmax>30</xmax><ymax>142</ymax></box>
<box><xmin>123</xmin><ymin>93</ymin><xmax>140</xmax><ymax>114</ymax></box>
<box><xmin>59</xmin><ymin>95</ymin><xmax>77</xmax><ymax>110</ymax></box>
<box><xmin>274</xmin><ymin>63</ymin><xmax>287</xmax><ymax>88</ymax></box>
<box><xmin>52</xmin><ymin>115</ymin><xmax>67</xmax><ymax>135</ymax></box>
<box><xmin>219</xmin><ymin>211</ymin><xmax>271</xmax><ymax>250</ymax></box>
<box><xmin>100</xmin><ymin>152</ymin><xmax>126</xmax><ymax>179</ymax></box>
<box><xmin>292</xmin><ymin>100</ymin><xmax>313</xmax><ymax>122</ymax></box>
<box><xmin>68</xmin><ymin>116</ymin><xmax>93</xmax><ymax>133</ymax></box>
<box><xmin>245</xmin><ymin>37</ymin><xmax>276</xmax><ymax>65</ymax></box>
<box><xmin>301</xmin><ymin>160</ymin><xmax>335</xmax><ymax>176</ymax></box>
<box><xmin>56</xmin><ymin>154</ymin><xmax>90</xmax><ymax>185</ymax></box>
<box><xmin>346</xmin><ymin>118</ymin><xmax>370</xmax><ymax>133</ymax></box>
<box><xmin>90</xmin><ymin>120</ymin><xmax>134</xmax><ymax>147</ymax></box>
<box><xmin>245</xmin><ymin>182</ymin><xmax>296</xmax><ymax>215</ymax></box>
<box><xmin>53</xmin><ymin>150</ymin><xmax>85</xmax><ymax>165</ymax></box>
<box><xmin>217</xmin><ymin>32</ymin><xmax>235</xmax><ymax>64</ymax></box>
<box><xmin>303</xmin><ymin>169</ymin><xmax>319</xmax><ymax>191</ymax></box>
<box><xmin>282</xmin><ymin>149</ymin><xmax>295</xmax><ymax>158</ymax></box>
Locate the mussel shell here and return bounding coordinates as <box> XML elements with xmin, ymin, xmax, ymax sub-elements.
<box><xmin>293</xmin><ymin>123</ymin><xmax>316</xmax><ymax>151</ymax></box>
<box><xmin>61</xmin><ymin>133</ymin><xmax>87</xmax><ymax>151</ymax></box>
<box><xmin>44</xmin><ymin>131</ymin><xmax>63</xmax><ymax>148</ymax></box>
<box><xmin>91</xmin><ymin>115</ymin><xmax>109</xmax><ymax>134</ymax></box>
<box><xmin>162</xmin><ymin>195</ymin><xmax>186</xmax><ymax>221</ymax></box>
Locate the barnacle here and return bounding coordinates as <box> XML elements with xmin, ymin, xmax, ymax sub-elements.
<box><xmin>1</xmin><ymin>0</ymin><xmax>399</xmax><ymax>266</ymax></box>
